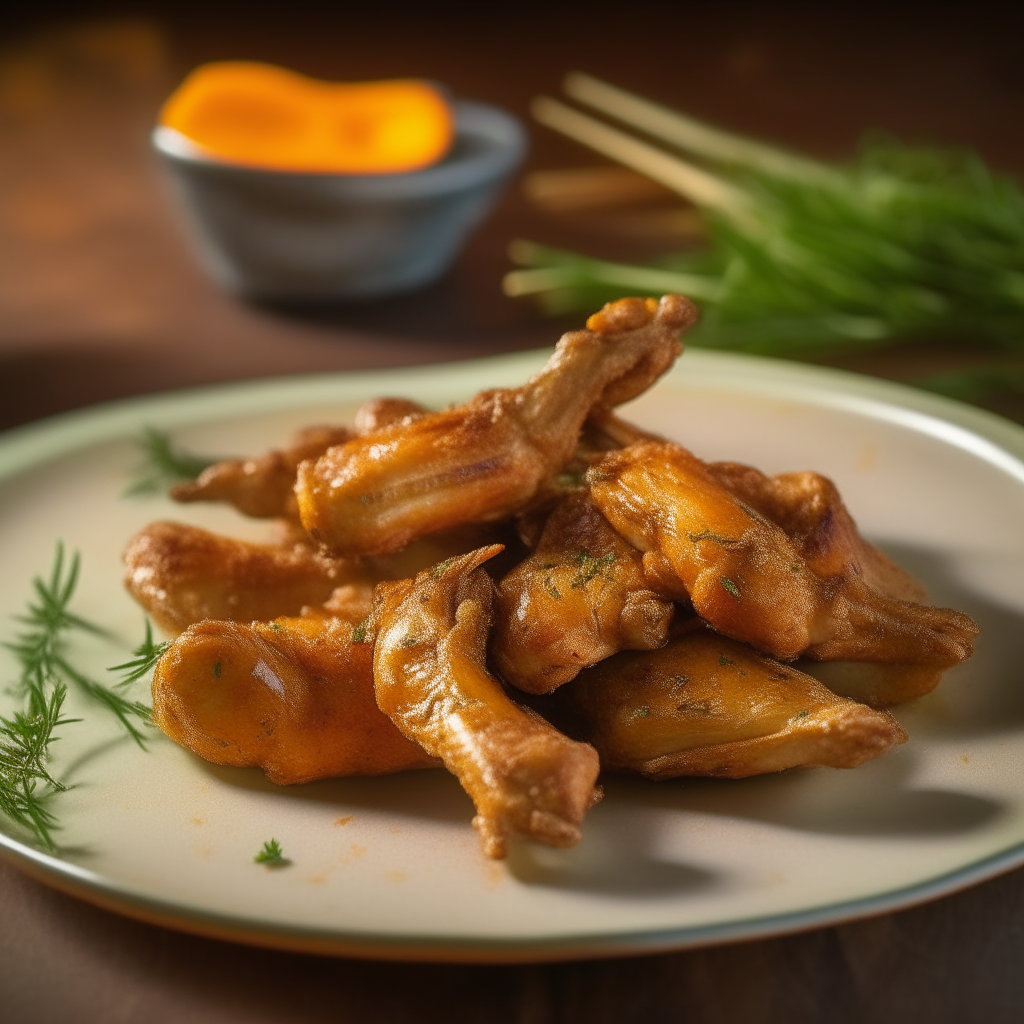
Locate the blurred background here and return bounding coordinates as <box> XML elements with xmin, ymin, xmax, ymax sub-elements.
<box><xmin>1</xmin><ymin>0</ymin><xmax>1022</xmax><ymax>432</ymax></box>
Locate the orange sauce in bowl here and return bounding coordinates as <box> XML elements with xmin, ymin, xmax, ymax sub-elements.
<box><xmin>159</xmin><ymin>62</ymin><xmax>454</xmax><ymax>174</ymax></box>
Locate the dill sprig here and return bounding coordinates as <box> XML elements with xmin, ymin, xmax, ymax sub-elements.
<box><xmin>7</xmin><ymin>544</ymin><xmax>105</xmax><ymax>712</ymax></box>
<box><xmin>509</xmin><ymin>77</ymin><xmax>1024</xmax><ymax>399</ymax></box>
<box><xmin>254</xmin><ymin>838</ymin><xmax>289</xmax><ymax>866</ymax></box>
<box><xmin>109</xmin><ymin>619</ymin><xmax>170</xmax><ymax>688</ymax></box>
<box><xmin>124</xmin><ymin>426</ymin><xmax>217</xmax><ymax>497</ymax></box>
<box><xmin>571</xmin><ymin>549</ymin><xmax>616</xmax><ymax>589</ymax></box>
<box><xmin>11</xmin><ymin>547</ymin><xmax>152</xmax><ymax>748</ymax></box>
<box><xmin>0</xmin><ymin>545</ymin><xmax>159</xmax><ymax>849</ymax></box>
<box><xmin>58</xmin><ymin>659</ymin><xmax>151</xmax><ymax>749</ymax></box>
<box><xmin>8</xmin><ymin>544</ymin><xmax>152</xmax><ymax>747</ymax></box>
<box><xmin>0</xmin><ymin>686</ymin><xmax>73</xmax><ymax>850</ymax></box>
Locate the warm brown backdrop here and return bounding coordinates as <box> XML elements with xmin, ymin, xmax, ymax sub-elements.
<box><xmin>1</xmin><ymin>5</ymin><xmax>1023</xmax><ymax>1021</ymax></box>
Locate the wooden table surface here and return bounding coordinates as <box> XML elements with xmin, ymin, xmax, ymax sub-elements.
<box><xmin>2</xmin><ymin>6</ymin><xmax>1023</xmax><ymax>1021</ymax></box>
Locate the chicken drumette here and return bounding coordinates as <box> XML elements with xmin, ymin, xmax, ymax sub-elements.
<box><xmin>172</xmin><ymin>397</ymin><xmax>428</xmax><ymax>521</ymax></box>
<box><xmin>153</xmin><ymin>613</ymin><xmax>437</xmax><ymax>785</ymax></box>
<box><xmin>124</xmin><ymin>521</ymin><xmax>359</xmax><ymax>635</ymax></box>
<box><xmin>297</xmin><ymin>295</ymin><xmax>698</xmax><ymax>556</ymax></box>
<box><xmin>587</xmin><ymin>441</ymin><xmax>978</xmax><ymax>691</ymax></box>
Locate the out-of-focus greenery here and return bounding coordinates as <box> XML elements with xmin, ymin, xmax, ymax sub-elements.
<box><xmin>506</xmin><ymin>134</ymin><xmax>1024</xmax><ymax>400</ymax></box>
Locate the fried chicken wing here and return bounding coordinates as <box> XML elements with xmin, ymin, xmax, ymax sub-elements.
<box><xmin>492</xmin><ymin>492</ymin><xmax>673</xmax><ymax>693</ymax></box>
<box><xmin>373</xmin><ymin>546</ymin><xmax>602</xmax><ymax>859</ymax></box>
<box><xmin>556</xmin><ymin>624</ymin><xmax>907</xmax><ymax>779</ymax></box>
<box><xmin>705</xmin><ymin>461</ymin><xmax>979</xmax><ymax>704</ymax></box>
<box><xmin>153</xmin><ymin>614</ymin><xmax>437</xmax><ymax>785</ymax></box>
<box><xmin>172</xmin><ymin>424</ymin><xmax>355</xmax><ymax>520</ymax></box>
<box><xmin>124</xmin><ymin>521</ymin><xmax>360</xmax><ymax>635</ymax></box>
<box><xmin>296</xmin><ymin>295</ymin><xmax>698</xmax><ymax>556</ymax></box>
<box><xmin>353</xmin><ymin>396</ymin><xmax>428</xmax><ymax>435</ymax></box>
<box><xmin>799</xmin><ymin>659</ymin><xmax>956</xmax><ymax>709</ymax></box>
<box><xmin>588</xmin><ymin>441</ymin><xmax>978</xmax><ymax>673</ymax></box>
<box><xmin>708</xmin><ymin>463</ymin><xmax>928</xmax><ymax>604</ymax></box>
<box><xmin>171</xmin><ymin>397</ymin><xmax>429</xmax><ymax>521</ymax></box>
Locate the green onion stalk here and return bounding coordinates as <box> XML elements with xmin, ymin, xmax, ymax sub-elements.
<box><xmin>507</xmin><ymin>82</ymin><xmax>1024</xmax><ymax>401</ymax></box>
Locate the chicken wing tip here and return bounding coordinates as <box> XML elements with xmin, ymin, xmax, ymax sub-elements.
<box><xmin>586</xmin><ymin>294</ymin><xmax>699</xmax><ymax>335</ymax></box>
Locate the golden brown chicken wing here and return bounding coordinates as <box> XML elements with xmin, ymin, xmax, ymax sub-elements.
<box><xmin>153</xmin><ymin>613</ymin><xmax>437</xmax><ymax>785</ymax></box>
<box><xmin>555</xmin><ymin>623</ymin><xmax>907</xmax><ymax>779</ymax></box>
<box><xmin>353</xmin><ymin>396</ymin><xmax>428</xmax><ymax>435</ymax></box>
<box><xmin>296</xmin><ymin>295</ymin><xmax>698</xmax><ymax>556</ymax></box>
<box><xmin>373</xmin><ymin>546</ymin><xmax>602</xmax><ymax>859</ymax></box>
<box><xmin>588</xmin><ymin>441</ymin><xmax>978</xmax><ymax>671</ymax></box>
<box><xmin>171</xmin><ymin>397</ymin><xmax>430</xmax><ymax>521</ymax></box>
<box><xmin>172</xmin><ymin>424</ymin><xmax>355</xmax><ymax>520</ymax></box>
<box><xmin>708</xmin><ymin>463</ymin><xmax>928</xmax><ymax>604</ymax></box>
<box><xmin>492</xmin><ymin>492</ymin><xmax>673</xmax><ymax>693</ymax></box>
<box><xmin>123</xmin><ymin>521</ymin><xmax>359</xmax><ymax>635</ymax></box>
<box><xmin>124</xmin><ymin>516</ymin><xmax>524</xmax><ymax>639</ymax></box>
<box><xmin>705</xmin><ymin>461</ymin><xmax>977</xmax><ymax>704</ymax></box>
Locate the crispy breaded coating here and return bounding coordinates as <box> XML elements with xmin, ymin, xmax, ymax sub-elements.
<box><xmin>373</xmin><ymin>547</ymin><xmax>602</xmax><ymax>859</ymax></box>
<box><xmin>296</xmin><ymin>295</ymin><xmax>698</xmax><ymax>556</ymax></box>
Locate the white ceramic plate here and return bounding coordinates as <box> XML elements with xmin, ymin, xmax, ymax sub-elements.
<box><xmin>1</xmin><ymin>349</ymin><xmax>1023</xmax><ymax>963</ymax></box>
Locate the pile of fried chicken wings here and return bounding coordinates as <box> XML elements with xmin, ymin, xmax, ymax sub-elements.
<box><xmin>125</xmin><ymin>296</ymin><xmax>979</xmax><ymax>860</ymax></box>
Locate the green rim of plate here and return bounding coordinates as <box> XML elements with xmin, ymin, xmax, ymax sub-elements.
<box><xmin>1</xmin><ymin>347</ymin><xmax>1024</xmax><ymax>963</ymax></box>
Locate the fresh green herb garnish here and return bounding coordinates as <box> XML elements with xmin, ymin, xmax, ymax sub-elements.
<box><xmin>254</xmin><ymin>838</ymin><xmax>289</xmax><ymax>866</ymax></box>
<box><xmin>8</xmin><ymin>544</ymin><xmax>151</xmax><ymax>747</ymax></box>
<box><xmin>509</xmin><ymin>75</ymin><xmax>1024</xmax><ymax>400</ymax></box>
<box><xmin>352</xmin><ymin>618</ymin><xmax>369</xmax><ymax>643</ymax></box>
<box><xmin>124</xmin><ymin>427</ymin><xmax>217</xmax><ymax>497</ymax></box>
<box><xmin>213</xmin><ymin>662</ymin><xmax>221</xmax><ymax>678</ymax></box>
<box><xmin>108</xmin><ymin>619</ymin><xmax>170</xmax><ymax>688</ymax></box>
<box><xmin>798</xmin><ymin>710</ymin><xmax>809</xmax><ymax>718</ymax></box>
<box><xmin>557</xmin><ymin>467</ymin><xmax>588</xmax><ymax>488</ymax></box>
<box><xmin>687</xmin><ymin>530</ymin><xmax>737</xmax><ymax>546</ymax></box>
<box><xmin>720</xmin><ymin>577</ymin><xmax>741</xmax><ymax>599</ymax></box>
<box><xmin>718</xmin><ymin>655</ymin><xmax>734</xmax><ymax>667</ymax></box>
<box><xmin>543</xmin><ymin>577</ymin><xmax>562</xmax><ymax>601</ymax></box>
<box><xmin>0</xmin><ymin>685</ymin><xmax>72</xmax><ymax>850</ymax></box>
<box><xmin>400</xmin><ymin>635</ymin><xmax>418</xmax><ymax>648</ymax></box>
<box><xmin>58</xmin><ymin>661</ymin><xmax>152</xmax><ymax>748</ymax></box>
<box><xmin>430</xmin><ymin>559</ymin><xmax>453</xmax><ymax>578</ymax></box>
<box><xmin>637</xmin><ymin>707</ymin><xmax>650</xmax><ymax>718</ymax></box>
<box><xmin>0</xmin><ymin>545</ymin><xmax>155</xmax><ymax>848</ymax></box>
<box><xmin>571</xmin><ymin>550</ymin><xmax>615</xmax><ymax>589</ymax></box>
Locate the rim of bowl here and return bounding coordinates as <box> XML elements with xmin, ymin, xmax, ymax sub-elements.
<box><xmin>151</xmin><ymin>99</ymin><xmax>527</xmax><ymax>199</ymax></box>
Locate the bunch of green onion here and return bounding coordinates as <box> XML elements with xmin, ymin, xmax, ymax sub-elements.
<box><xmin>504</xmin><ymin>74</ymin><xmax>1024</xmax><ymax>400</ymax></box>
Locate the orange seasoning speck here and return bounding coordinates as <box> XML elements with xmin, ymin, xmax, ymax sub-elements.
<box><xmin>159</xmin><ymin>61</ymin><xmax>454</xmax><ymax>174</ymax></box>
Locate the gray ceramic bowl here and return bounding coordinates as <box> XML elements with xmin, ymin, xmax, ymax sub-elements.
<box><xmin>152</xmin><ymin>100</ymin><xmax>526</xmax><ymax>301</ymax></box>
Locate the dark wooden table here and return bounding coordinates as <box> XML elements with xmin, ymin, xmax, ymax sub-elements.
<box><xmin>2</xmin><ymin>6</ymin><xmax>1024</xmax><ymax>1021</ymax></box>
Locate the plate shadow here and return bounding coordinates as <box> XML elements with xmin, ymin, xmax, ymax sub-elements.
<box><xmin>611</xmin><ymin>746</ymin><xmax>1005</xmax><ymax>839</ymax></box>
